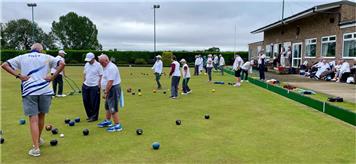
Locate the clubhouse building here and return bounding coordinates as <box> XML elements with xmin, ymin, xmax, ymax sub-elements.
<box><xmin>248</xmin><ymin>0</ymin><xmax>356</xmax><ymax>68</ymax></box>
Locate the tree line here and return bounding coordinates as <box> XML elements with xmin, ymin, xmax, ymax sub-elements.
<box><xmin>0</xmin><ymin>12</ymin><xmax>101</xmax><ymax>50</ymax></box>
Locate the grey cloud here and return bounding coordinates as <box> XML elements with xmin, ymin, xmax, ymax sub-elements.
<box><xmin>1</xmin><ymin>0</ymin><xmax>336</xmax><ymax>51</ymax></box>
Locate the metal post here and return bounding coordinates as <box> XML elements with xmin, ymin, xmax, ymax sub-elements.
<box><xmin>234</xmin><ymin>24</ymin><xmax>236</xmax><ymax>55</ymax></box>
<box><xmin>31</xmin><ymin>6</ymin><xmax>34</xmax><ymax>42</ymax></box>
<box><xmin>153</xmin><ymin>4</ymin><xmax>160</xmax><ymax>55</ymax></box>
<box><xmin>281</xmin><ymin>0</ymin><xmax>285</xmax><ymax>34</ymax></box>
<box><xmin>154</xmin><ymin>7</ymin><xmax>156</xmax><ymax>53</ymax></box>
<box><xmin>281</xmin><ymin>0</ymin><xmax>285</xmax><ymax>22</ymax></box>
<box><xmin>27</xmin><ymin>3</ymin><xmax>37</xmax><ymax>43</ymax></box>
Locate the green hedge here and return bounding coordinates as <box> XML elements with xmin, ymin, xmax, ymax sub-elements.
<box><xmin>0</xmin><ymin>50</ymin><xmax>248</xmax><ymax>65</ymax></box>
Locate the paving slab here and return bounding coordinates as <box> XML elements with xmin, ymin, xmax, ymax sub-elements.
<box><xmin>263</xmin><ymin>72</ymin><xmax>356</xmax><ymax>103</ymax></box>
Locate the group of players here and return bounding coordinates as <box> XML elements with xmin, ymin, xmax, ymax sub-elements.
<box><xmin>2</xmin><ymin>43</ymin><xmax>259</xmax><ymax>157</ymax></box>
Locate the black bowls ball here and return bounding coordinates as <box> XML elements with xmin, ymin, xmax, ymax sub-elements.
<box><xmin>176</xmin><ymin>120</ymin><xmax>182</xmax><ymax>125</ymax></box>
<box><xmin>83</xmin><ymin>128</ymin><xmax>89</xmax><ymax>136</ymax></box>
<box><xmin>50</xmin><ymin>139</ymin><xmax>58</xmax><ymax>146</ymax></box>
<box><xmin>204</xmin><ymin>114</ymin><xmax>210</xmax><ymax>119</ymax></box>
<box><xmin>51</xmin><ymin>128</ymin><xmax>59</xmax><ymax>135</ymax></box>
<box><xmin>136</xmin><ymin>129</ymin><xmax>143</xmax><ymax>135</ymax></box>
<box><xmin>64</xmin><ymin>118</ymin><xmax>70</xmax><ymax>124</ymax></box>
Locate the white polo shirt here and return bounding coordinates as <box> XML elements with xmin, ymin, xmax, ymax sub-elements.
<box><xmin>171</xmin><ymin>61</ymin><xmax>181</xmax><ymax>77</ymax></box>
<box><xmin>219</xmin><ymin>57</ymin><xmax>225</xmax><ymax>66</ymax></box>
<box><xmin>101</xmin><ymin>62</ymin><xmax>121</xmax><ymax>89</ymax></box>
<box><xmin>51</xmin><ymin>55</ymin><xmax>65</xmax><ymax>75</ymax></box>
<box><xmin>241</xmin><ymin>61</ymin><xmax>252</xmax><ymax>72</ymax></box>
<box><xmin>258</xmin><ymin>54</ymin><xmax>266</xmax><ymax>64</ymax></box>
<box><xmin>195</xmin><ymin>57</ymin><xmax>202</xmax><ymax>66</ymax></box>
<box><xmin>206</xmin><ymin>58</ymin><xmax>213</xmax><ymax>68</ymax></box>
<box><xmin>340</xmin><ymin>62</ymin><xmax>351</xmax><ymax>74</ymax></box>
<box><xmin>152</xmin><ymin>60</ymin><xmax>163</xmax><ymax>74</ymax></box>
<box><xmin>182</xmin><ymin>64</ymin><xmax>191</xmax><ymax>78</ymax></box>
<box><xmin>233</xmin><ymin>56</ymin><xmax>244</xmax><ymax>70</ymax></box>
<box><xmin>84</xmin><ymin>61</ymin><xmax>103</xmax><ymax>87</ymax></box>
<box><xmin>7</xmin><ymin>51</ymin><xmax>60</xmax><ymax>96</ymax></box>
<box><xmin>213</xmin><ymin>56</ymin><xmax>219</xmax><ymax>64</ymax></box>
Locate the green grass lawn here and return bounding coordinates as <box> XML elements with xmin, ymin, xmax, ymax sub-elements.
<box><xmin>1</xmin><ymin>66</ymin><xmax>355</xmax><ymax>163</ymax></box>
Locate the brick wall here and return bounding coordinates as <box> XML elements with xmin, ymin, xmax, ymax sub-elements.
<box><xmin>251</xmin><ymin>4</ymin><xmax>355</xmax><ymax>67</ymax></box>
<box><xmin>248</xmin><ymin>41</ymin><xmax>263</xmax><ymax>60</ymax></box>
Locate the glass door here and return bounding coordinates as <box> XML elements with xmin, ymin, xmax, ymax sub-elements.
<box><xmin>292</xmin><ymin>42</ymin><xmax>302</xmax><ymax>68</ymax></box>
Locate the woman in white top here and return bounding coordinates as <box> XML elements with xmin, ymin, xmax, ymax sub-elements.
<box><xmin>206</xmin><ymin>54</ymin><xmax>214</xmax><ymax>82</ymax></box>
<box><xmin>169</xmin><ymin>55</ymin><xmax>181</xmax><ymax>99</ymax></box>
<box><xmin>219</xmin><ymin>54</ymin><xmax>225</xmax><ymax>75</ymax></box>
<box><xmin>180</xmin><ymin>59</ymin><xmax>192</xmax><ymax>95</ymax></box>
<box><xmin>338</xmin><ymin>60</ymin><xmax>351</xmax><ymax>83</ymax></box>
<box><xmin>151</xmin><ymin>55</ymin><xmax>163</xmax><ymax>89</ymax></box>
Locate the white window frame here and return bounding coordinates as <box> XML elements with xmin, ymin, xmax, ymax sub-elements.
<box><xmin>342</xmin><ymin>32</ymin><xmax>356</xmax><ymax>59</ymax></box>
<box><xmin>265</xmin><ymin>44</ymin><xmax>273</xmax><ymax>59</ymax></box>
<box><xmin>304</xmin><ymin>38</ymin><xmax>317</xmax><ymax>58</ymax></box>
<box><xmin>292</xmin><ymin>42</ymin><xmax>303</xmax><ymax>68</ymax></box>
<box><xmin>273</xmin><ymin>43</ymin><xmax>280</xmax><ymax>54</ymax></box>
<box><xmin>321</xmin><ymin>35</ymin><xmax>336</xmax><ymax>58</ymax></box>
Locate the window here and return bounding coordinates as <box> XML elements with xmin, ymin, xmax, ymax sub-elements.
<box><xmin>265</xmin><ymin>44</ymin><xmax>273</xmax><ymax>58</ymax></box>
<box><xmin>343</xmin><ymin>32</ymin><xmax>356</xmax><ymax>58</ymax></box>
<box><xmin>273</xmin><ymin>44</ymin><xmax>280</xmax><ymax>57</ymax></box>
<box><xmin>305</xmin><ymin>38</ymin><xmax>317</xmax><ymax>57</ymax></box>
<box><xmin>321</xmin><ymin>35</ymin><xmax>336</xmax><ymax>57</ymax></box>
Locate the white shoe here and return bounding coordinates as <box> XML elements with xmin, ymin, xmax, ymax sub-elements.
<box><xmin>39</xmin><ymin>138</ymin><xmax>45</xmax><ymax>146</ymax></box>
<box><xmin>187</xmin><ymin>90</ymin><xmax>192</xmax><ymax>94</ymax></box>
<box><xmin>33</xmin><ymin>137</ymin><xmax>45</xmax><ymax>148</ymax></box>
<box><xmin>241</xmin><ymin>80</ymin><xmax>244</xmax><ymax>82</ymax></box>
<box><xmin>57</xmin><ymin>94</ymin><xmax>67</xmax><ymax>97</ymax></box>
<box><xmin>28</xmin><ymin>148</ymin><xmax>40</xmax><ymax>157</ymax></box>
<box><xmin>233</xmin><ymin>83</ymin><xmax>241</xmax><ymax>87</ymax></box>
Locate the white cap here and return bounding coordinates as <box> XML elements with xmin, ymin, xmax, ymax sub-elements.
<box><xmin>180</xmin><ymin>59</ymin><xmax>186</xmax><ymax>63</ymax></box>
<box><xmin>85</xmin><ymin>52</ymin><xmax>95</xmax><ymax>62</ymax></box>
<box><xmin>58</xmin><ymin>50</ymin><xmax>67</xmax><ymax>54</ymax></box>
<box><xmin>156</xmin><ymin>55</ymin><xmax>162</xmax><ymax>58</ymax></box>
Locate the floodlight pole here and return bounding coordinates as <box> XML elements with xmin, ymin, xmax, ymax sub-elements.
<box><xmin>153</xmin><ymin>4</ymin><xmax>160</xmax><ymax>55</ymax></box>
<box><xmin>234</xmin><ymin>24</ymin><xmax>237</xmax><ymax>55</ymax></box>
<box><xmin>27</xmin><ymin>3</ymin><xmax>37</xmax><ymax>43</ymax></box>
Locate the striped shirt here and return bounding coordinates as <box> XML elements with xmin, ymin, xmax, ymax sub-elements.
<box><xmin>7</xmin><ymin>51</ymin><xmax>60</xmax><ymax>97</ymax></box>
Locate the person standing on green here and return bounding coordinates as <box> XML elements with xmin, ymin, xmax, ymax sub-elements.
<box><xmin>151</xmin><ymin>55</ymin><xmax>163</xmax><ymax>89</ymax></box>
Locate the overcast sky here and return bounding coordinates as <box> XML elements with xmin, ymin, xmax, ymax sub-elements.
<box><xmin>1</xmin><ymin>0</ymin><xmax>336</xmax><ymax>51</ymax></box>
